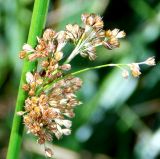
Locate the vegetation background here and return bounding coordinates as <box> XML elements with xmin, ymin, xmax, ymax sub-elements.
<box><xmin>0</xmin><ymin>0</ymin><xmax>160</xmax><ymax>158</ymax></box>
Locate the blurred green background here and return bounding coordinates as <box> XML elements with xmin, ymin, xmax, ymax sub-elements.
<box><xmin>0</xmin><ymin>0</ymin><xmax>160</xmax><ymax>159</ymax></box>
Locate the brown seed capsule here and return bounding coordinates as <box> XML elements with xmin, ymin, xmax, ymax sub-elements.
<box><xmin>22</xmin><ymin>84</ymin><xmax>30</xmax><ymax>91</ymax></box>
<box><xmin>105</xmin><ymin>30</ymin><xmax>112</xmax><ymax>37</ymax></box>
<box><xmin>36</xmin><ymin>44</ymin><xmax>44</xmax><ymax>52</ymax></box>
<box><xmin>29</xmin><ymin>89</ymin><xmax>35</xmax><ymax>96</ymax></box>
<box><xmin>81</xmin><ymin>13</ymin><xmax>103</xmax><ymax>30</ymax></box>
<box><xmin>128</xmin><ymin>63</ymin><xmax>141</xmax><ymax>77</ymax></box>
<box><xmin>36</xmin><ymin>39</ymin><xmax>46</xmax><ymax>51</ymax></box>
<box><xmin>19</xmin><ymin>51</ymin><xmax>26</xmax><ymax>59</ymax></box>
<box><xmin>94</xmin><ymin>21</ymin><xmax>104</xmax><ymax>29</ymax></box>
<box><xmin>108</xmin><ymin>37</ymin><xmax>120</xmax><ymax>47</ymax></box>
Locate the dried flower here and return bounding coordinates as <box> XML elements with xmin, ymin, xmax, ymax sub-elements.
<box><xmin>80</xmin><ymin>47</ymin><xmax>97</xmax><ymax>60</ymax></box>
<box><xmin>144</xmin><ymin>57</ymin><xmax>155</xmax><ymax>66</ymax></box>
<box><xmin>56</xmin><ymin>31</ymin><xmax>67</xmax><ymax>52</ymax></box>
<box><xmin>66</xmin><ymin>24</ymin><xmax>84</xmax><ymax>44</ymax></box>
<box><xmin>81</xmin><ymin>13</ymin><xmax>104</xmax><ymax>31</ymax></box>
<box><xmin>22</xmin><ymin>84</ymin><xmax>30</xmax><ymax>91</ymax></box>
<box><xmin>128</xmin><ymin>63</ymin><xmax>141</xmax><ymax>77</ymax></box>
<box><xmin>103</xmin><ymin>29</ymin><xmax>126</xmax><ymax>49</ymax></box>
<box><xmin>43</xmin><ymin>28</ymin><xmax>56</xmax><ymax>41</ymax></box>
<box><xmin>22</xmin><ymin>76</ymin><xmax>82</xmax><ymax>145</ymax></box>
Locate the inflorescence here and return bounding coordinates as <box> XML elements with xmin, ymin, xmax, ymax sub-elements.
<box><xmin>18</xmin><ymin>13</ymin><xmax>155</xmax><ymax>158</ymax></box>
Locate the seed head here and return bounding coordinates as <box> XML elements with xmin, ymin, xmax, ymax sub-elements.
<box><xmin>81</xmin><ymin>13</ymin><xmax>104</xmax><ymax>31</ymax></box>
<box><xmin>104</xmin><ymin>29</ymin><xmax>126</xmax><ymax>49</ymax></box>
<box><xmin>66</xmin><ymin>24</ymin><xmax>84</xmax><ymax>44</ymax></box>
<box><xmin>144</xmin><ymin>57</ymin><xmax>155</xmax><ymax>66</ymax></box>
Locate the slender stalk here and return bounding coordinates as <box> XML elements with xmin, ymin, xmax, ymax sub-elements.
<box><xmin>71</xmin><ymin>64</ymin><xmax>121</xmax><ymax>75</ymax></box>
<box><xmin>42</xmin><ymin>63</ymin><xmax>124</xmax><ymax>92</ymax></box>
<box><xmin>7</xmin><ymin>1</ymin><xmax>50</xmax><ymax>159</ymax></box>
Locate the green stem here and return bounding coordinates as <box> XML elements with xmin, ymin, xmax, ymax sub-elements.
<box><xmin>6</xmin><ymin>1</ymin><xmax>50</xmax><ymax>159</ymax></box>
<box><xmin>42</xmin><ymin>63</ymin><xmax>124</xmax><ymax>93</ymax></box>
<box><xmin>71</xmin><ymin>63</ymin><xmax>121</xmax><ymax>75</ymax></box>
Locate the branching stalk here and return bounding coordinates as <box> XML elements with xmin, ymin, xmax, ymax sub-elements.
<box><xmin>42</xmin><ymin>63</ymin><xmax>124</xmax><ymax>93</ymax></box>
<box><xmin>6</xmin><ymin>1</ymin><xmax>50</xmax><ymax>159</ymax></box>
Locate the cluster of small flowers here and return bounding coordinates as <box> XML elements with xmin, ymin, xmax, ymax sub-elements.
<box><xmin>21</xmin><ymin>76</ymin><xmax>82</xmax><ymax>143</ymax></box>
<box><xmin>18</xmin><ymin>13</ymin><xmax>155</xmax><ymax>157</ymax></box>
<box><xmin>64</xmin><ymin>13</ymin><xmax>126</xmax><ymax>62</ymax></box>
<box><xmin>121</xmin><ymin>57</ymin><xmax>155</xmax><ymax>79</ymax></box>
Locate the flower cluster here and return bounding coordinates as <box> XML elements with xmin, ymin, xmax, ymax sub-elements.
<box><xmin>103</xmin><ymin>29</ymin><xmax>126</xmax><ymax>49</ymax></box>
<box><xmin>121</xmin><ymin>57</ymin><xmax>155</xmax><ymax>78</ymax></box>
<box><xmin>18</xmin><ymin>13</ymin><xmax>155</xmax><ymax>158</ymax></box>
<box><xmin>23</xmin><ymin>76</ymin><xmax>82</xmax><ymax>144</ymax></box>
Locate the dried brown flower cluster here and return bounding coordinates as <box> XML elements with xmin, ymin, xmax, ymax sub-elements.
<box><xmin>18</xmin><ymin>13</ymin><xmax>155</xmax><ymax>158</ymax></box>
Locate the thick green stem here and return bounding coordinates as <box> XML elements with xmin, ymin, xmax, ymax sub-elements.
<box><xmin>7</xmin><ymin>1</ymin><xmax>50</xmax><ymax>159</ymax></box>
